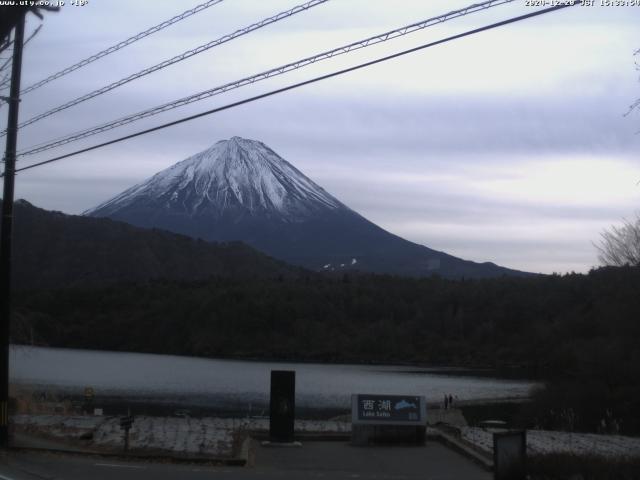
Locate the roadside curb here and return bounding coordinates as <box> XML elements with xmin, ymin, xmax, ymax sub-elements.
<box><xmin>7</xmin><ymin>429</ymin><xmax>352</xmax><ymax>467</ymax></box>
<box><xmin>9</xmin><ymin>430</ymin><xmax>493</xmax><ymax>471</ymax></box>
<box><xmin>428</xmin><ymin>427</ymin><xmax>493</xmax><ymax>471</ymax></box>
<box><xmin>249</xmin><ymin>432</ymin><xmax>351</xmax><ymax>442</ymax></box>
<box><xmin>7</xmin><ymin>443</ymin><xmax>250</xmax><ymax>467</ymax></box>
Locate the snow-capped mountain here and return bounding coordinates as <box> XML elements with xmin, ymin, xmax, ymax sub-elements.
<box><xmin>86</xmin><ymin>136</ymin><xmax>528</xmax><ymax>278</ymax></box>
<box><xmin>89</xmin><ymin>137</ymin><xmax>343</xmax><ymax>221</ymax></box>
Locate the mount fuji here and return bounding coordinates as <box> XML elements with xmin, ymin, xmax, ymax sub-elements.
<box><xmin>85</xmin><ymin>136</ymin><xmax>527</xmax><ymax>278</ymax></box>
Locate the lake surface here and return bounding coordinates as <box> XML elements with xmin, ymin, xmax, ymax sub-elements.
<box><xmin>10</xmin><ymin>346</ymin><xmax>536</xmax><ymax>413</ymax></box>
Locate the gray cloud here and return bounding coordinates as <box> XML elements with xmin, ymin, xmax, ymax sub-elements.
<box><xmin>7</xmin><ymin>1</ymin><xmax>640</xmax><ymax>275</ymax></box>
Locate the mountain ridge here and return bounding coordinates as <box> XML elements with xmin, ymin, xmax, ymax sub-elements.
<box><xmin>86</xmin><ymin>136</ymin><xmax>532</xmax><ymax>279</ymax></box>
<box><xmin>2</xmin><ymin>199</ymin><xmax>300</xmax><ymax>290</ymax></box>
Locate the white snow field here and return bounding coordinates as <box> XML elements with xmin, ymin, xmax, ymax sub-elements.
<box><xmin>12</xmin><ymin>414</ymin><xmax>350</xmax><ymax>458</ymax></box>
<box><xmin>461</xmin><ymin>427</ymin><xmax>640</xmax><ymax>459</ymax></box>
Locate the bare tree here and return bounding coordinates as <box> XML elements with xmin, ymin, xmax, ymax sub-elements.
<box><xmin>628</xmin><ymin>49</ymin><xmax>640</xmax><ymax>118</ymax></box>
<box><xmin>596</xmin><ymin>213</ymin><xmax>640</xmax><ymax>267</ymax></box>
<box><xmin>599</xmin><ymin>51</ymin><xmax>640</xmax><ymax>267</ymax></box>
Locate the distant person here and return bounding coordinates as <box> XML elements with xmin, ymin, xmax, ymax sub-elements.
<box><xmin>443</xmin><ymin>394</ymin><xmax>449</xmax><ymax>410</ymax></box>
<box><xmin>449</xmin><ymin>394</ymin><xmax>454</xmax><ymax>408</ymax></box>
<box><xmin>612</xmin><ymin>419</ymin><xmax>620</xmax><ymax>435</ymax></box>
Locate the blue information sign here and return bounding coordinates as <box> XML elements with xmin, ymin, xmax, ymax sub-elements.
<box><xmin>353</xmin><ymin>394</ymin><xmax>425</xmax><ymax>424</ymax></box>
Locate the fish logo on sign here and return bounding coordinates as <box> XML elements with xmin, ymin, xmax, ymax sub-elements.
<box><xmin>394</xmin><ymin>399</ymin><xmax>418</xmax><ymax>411</ymax></box>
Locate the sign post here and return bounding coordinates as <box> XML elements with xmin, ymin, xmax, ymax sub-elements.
<box><xmin>119</xmin><ymin>413</ymin><xmax>134</xmax><ymax>452</ymax></box>
<box><xmin>83</xmin><ymin>386</ymin><xmax>94</xmax><ymax>414</ymax></box>
<box><xmin>493</xmin><ymin>430</ymin><xmax>526</xmax><ymax>480</ymax></box>
<box><xmin>351</xmin><ymin>394</ymin><xmax>427</xmax><ymax>445</ymax></box>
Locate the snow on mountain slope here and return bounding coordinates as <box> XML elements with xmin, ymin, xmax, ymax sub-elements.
<box><xmin>86</xmin><ymin>136</ymin><xmax>531</xmax><ymax>279</ymax></box>
<box><xmin>85</xmin><ymin>136</ymin><xmax>344</xmax><ymax>220</ymax></box>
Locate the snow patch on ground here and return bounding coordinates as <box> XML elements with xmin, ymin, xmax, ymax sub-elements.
<box><xmin>461</xmin><ymin>427</ymin><xmax>640</xmax><ymax>459</ymax></box>
<box><xmin>12</xmin><ymin>415</ymin><xmax>350</xmax><ymax>458</ymax></box>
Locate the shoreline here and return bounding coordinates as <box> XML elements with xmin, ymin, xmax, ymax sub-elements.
<box><xmin>10</xmin><ymin>343</ymin><xmax>541</xmax><ymax>380</ymax></box>
<box><xmin>11</xmin><ymin>381</ymin><xmax>531</xmax><ymax>420</ymax></box>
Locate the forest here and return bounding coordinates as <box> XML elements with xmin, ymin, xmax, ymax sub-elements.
<box><xmin>11</xmin><ymin>265</ymin><xmax>640</xmax><ymax>433</ymax></box>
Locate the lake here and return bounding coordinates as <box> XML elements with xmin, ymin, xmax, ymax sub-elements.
<box><xmin>10</xmin><ymin>346</ymin><xmax>537</xmax><ymax>415</ymax></box>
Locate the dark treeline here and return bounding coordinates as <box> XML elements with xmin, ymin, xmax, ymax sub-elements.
<box><xmin>2</xmin><ymin>199</ymin><xmax>301</xmax><ymax>291</ymax></box>
<box><xmin>12</xmin><ymin>266</ymin><xmax>640</xmax><ymax>433</ymax></box>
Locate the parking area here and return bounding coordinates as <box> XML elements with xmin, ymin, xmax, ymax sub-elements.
<box><xmin>252</xmin><ymin>439</ymin><xmax>492</xmax><ymax>480</ymax></box>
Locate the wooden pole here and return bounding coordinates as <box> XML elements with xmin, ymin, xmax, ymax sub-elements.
<box><xmin>0</xmin><ymin>11</ymin><xmax>25</xmax><ymax>448</ymax></box>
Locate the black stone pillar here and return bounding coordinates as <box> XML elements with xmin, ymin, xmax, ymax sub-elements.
<box><xmin>269</xmin><ymin>370</ymin><xmax>295</xmax><ymax>442</ymax></box>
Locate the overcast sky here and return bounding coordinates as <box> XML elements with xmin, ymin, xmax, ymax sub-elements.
<box><xmin>3</xmin><ymin>0</ymin><xmax>639</xmax><ymax>274</ymax></box>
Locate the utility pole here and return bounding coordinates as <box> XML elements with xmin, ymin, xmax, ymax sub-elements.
<box><xmin>0</xmin><ymin>11</ymin><xmax>25</xmax><ymax>448</ymax></box>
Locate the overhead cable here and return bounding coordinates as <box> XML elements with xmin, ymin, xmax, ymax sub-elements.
<box><xmin>11</xmin><ymin>2</ymin><xmax>580</xmax><ymax>175</ymax></box>
<box><xmin>0</xmin><ymin>24</ymin><xmax>42</xmax><ymax>94</ymax></box>
<box><xmin>5</xmin><ymin>0</ymin><xmax>329</xmax><ymax>137</ymax></box>
<box><xmin>17</xmin><ymin>0</ymin><xmax>520</xmax><ymax>156</ymax></box>
<box><xmin>20</xmin><ymin>0</ymin><xmax>226</xmax><ymax>95</ymax></box>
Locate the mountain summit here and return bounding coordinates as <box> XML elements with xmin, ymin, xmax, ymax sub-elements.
<box><xmin>87</xmin><ymin>136</ymin><xmax>343</xmax><ymax>222</ymax></box>
<box><xmin>86</xmin><ymin>136</ymin><xmax>528</xmax><ymax>278</ymax></box>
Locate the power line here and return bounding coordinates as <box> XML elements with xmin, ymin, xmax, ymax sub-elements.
<box><xmin>3</xmin><ymin>0</ymin><xmax>328</xmax><ymax>137</ymax></box>
<box><xmin>0</xmin><ymin>52</ymin><xmax>13</xmax><ymax>76</ymax></box>
<box><xmin>19</xmin><ymin>0</ymin><xmax>226</xmax><ymax>96</ymax></box>
<box><xmin>0</xmin><ymin>39</ymin><xmax>13</xmax><ymax>57</ymax></box>
<box><xmin>22</xmin><ymin>24</ymin><xmax>42</xmax><ymax>48</ymax></box>
<box><xmin>0</xmin><ymin>43</ymin><xmax>14</xmax><ymax>91</ymax></box>
<box><xmin>0</xmin><ymin>24</ymin><xmax>42</xmax><ymax>76</ymax></box>
<box><xmin>0</xmin><ymin>24</ymin><xmax>41</xmax><ymax>98</ymax></box>
<box><xmin>20</xmin><ymin>1</ymin><xmax>223</xmax><ymax>95</ymax></box>
<box><xmin>0</xmin><ymin>52</ymin><xmax>11</xmax><ymax>92</ymax></box>
<box><xmin>11</xmin><ymin>2</ymin><xmax>580</xmax><ymax>176</ymax></box>
<box><xmin>17</xmin><ymin>0</ymin><xmax>520</xmax><ymax>157</ymax></box>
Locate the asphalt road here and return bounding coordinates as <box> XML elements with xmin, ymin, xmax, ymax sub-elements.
<box><xmin>0</xmin><ymin>441</ymin><xmax>491</xmax><ymax>480</ymax></box>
